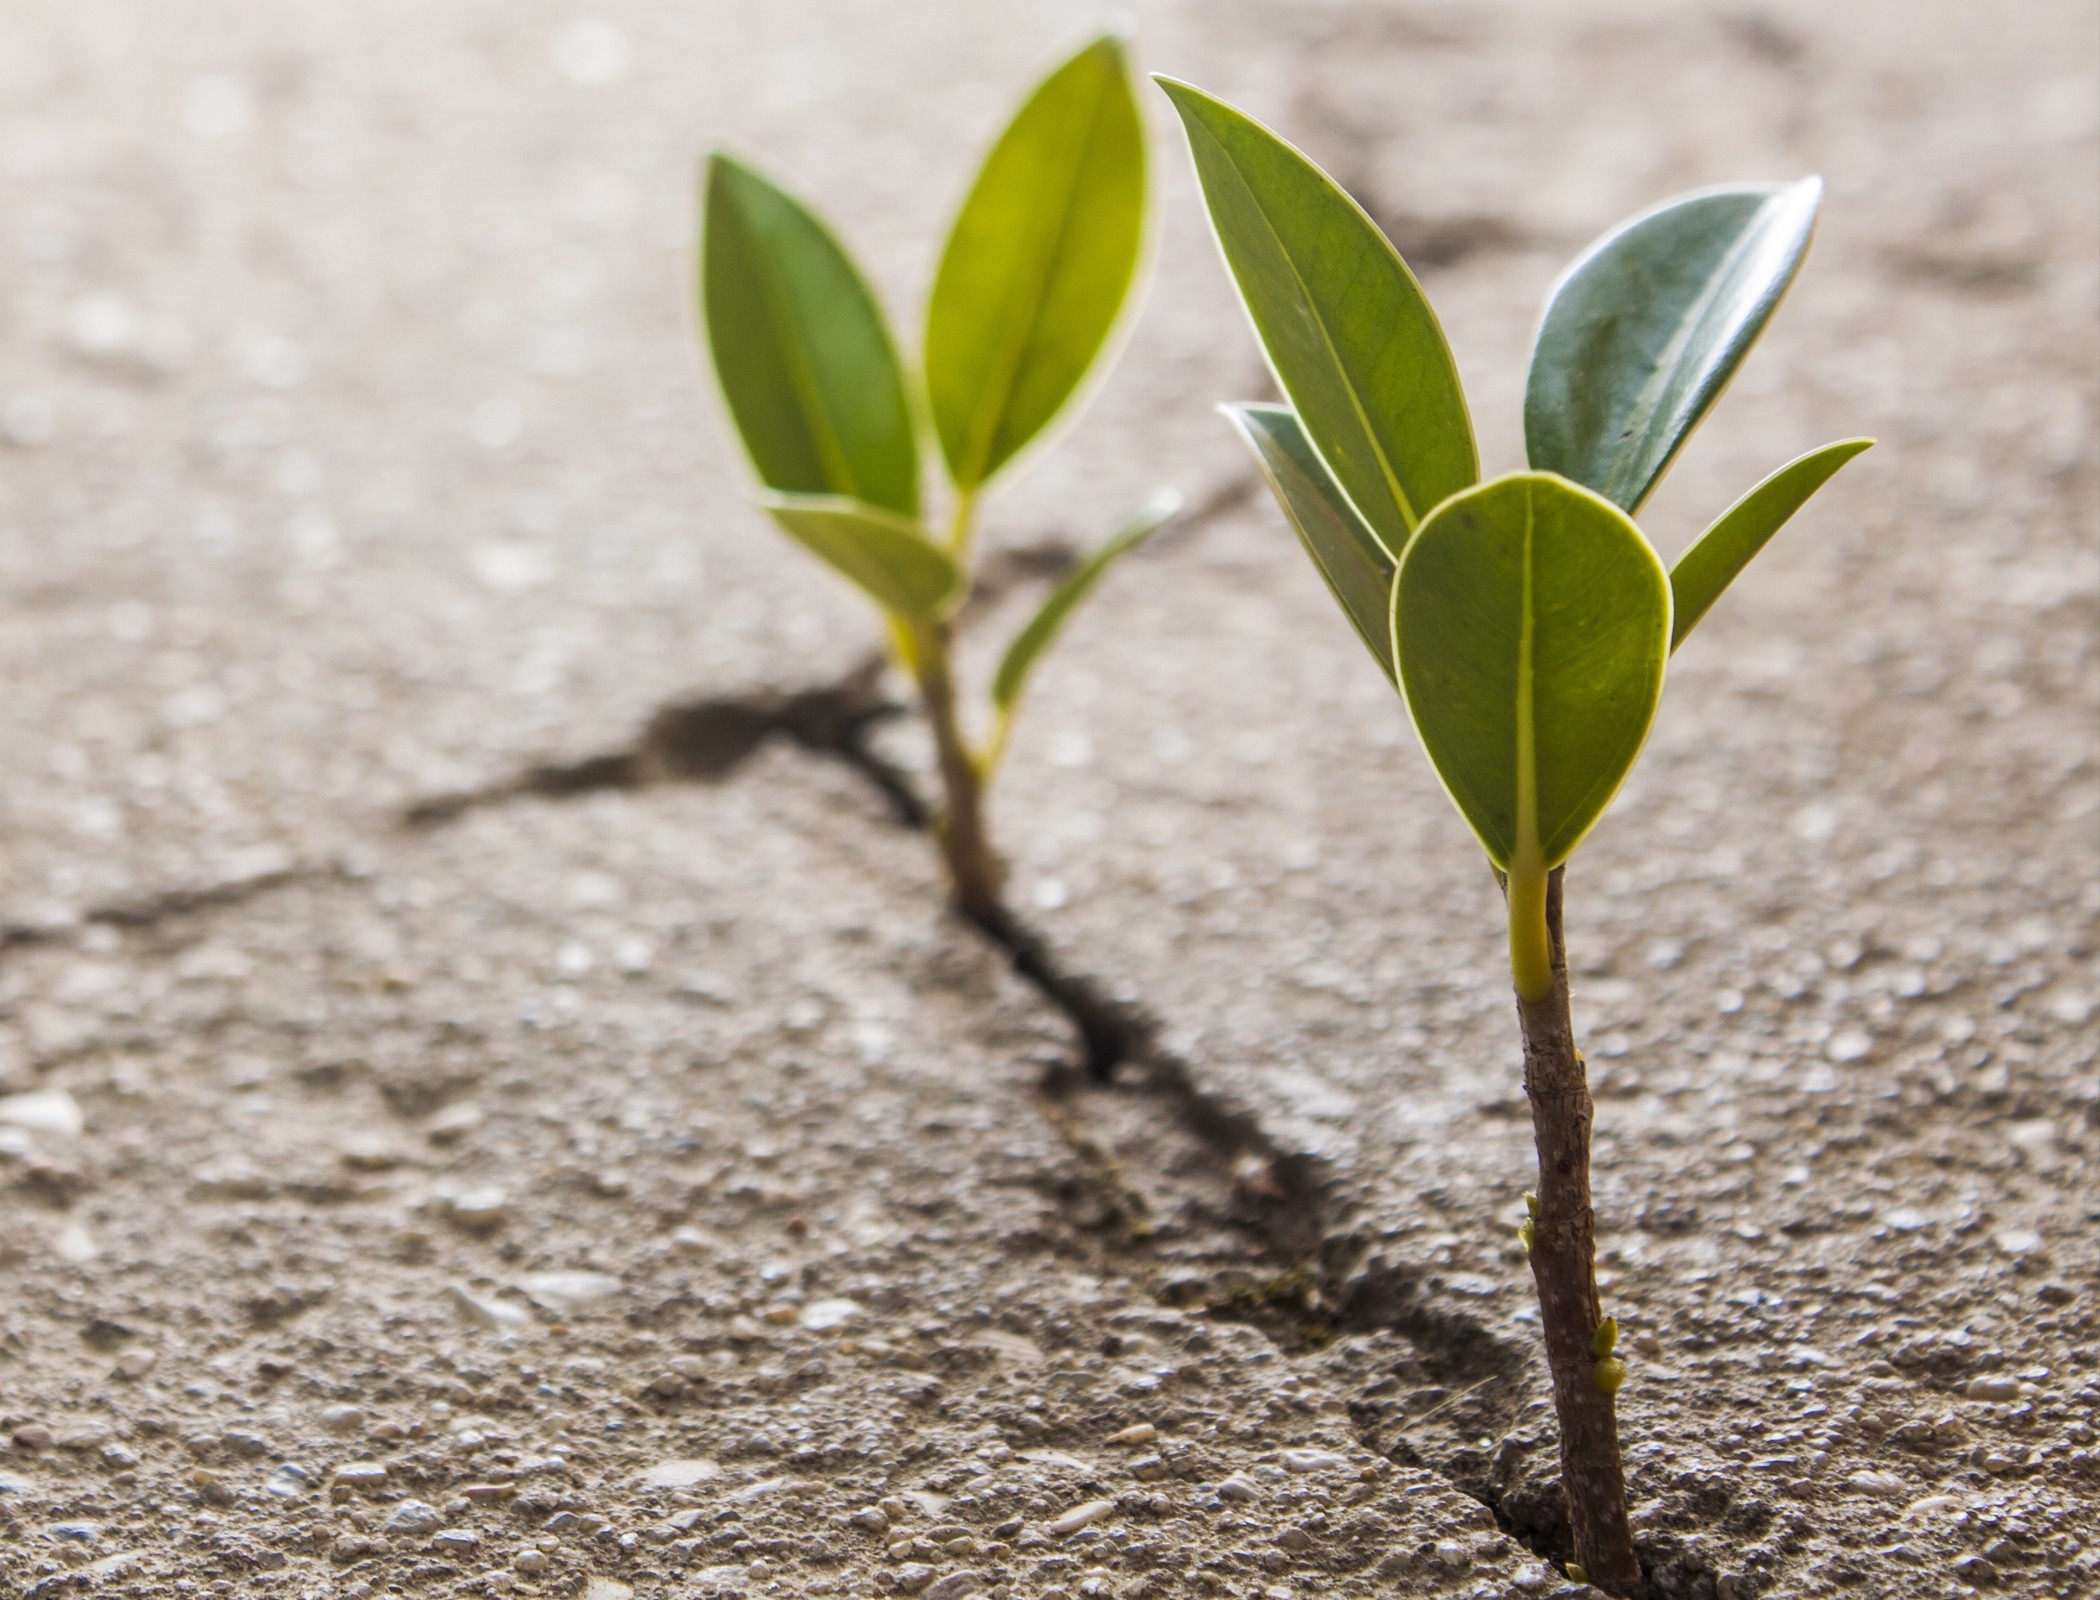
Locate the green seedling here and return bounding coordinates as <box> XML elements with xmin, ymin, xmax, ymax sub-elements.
<box><xmin>1161</xmin><ymin>77</ymin><xmax>1869</xmax><ymax>1597</ymax></box>
<box><xmin>701</xmin><ymin>36</ymin><xmax>1171</xmax><ymax>926</ymax></box>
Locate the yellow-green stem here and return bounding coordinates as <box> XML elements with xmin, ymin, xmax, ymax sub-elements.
<box><xmin>944</xmin><ymin>486</ymin><xmax>981</xmax><ymax>564</ymax></box>
<box><xmin>1509</xmin><ymin>853</ymin><xmax>1554</xmax><ymax>1002</ymax></box>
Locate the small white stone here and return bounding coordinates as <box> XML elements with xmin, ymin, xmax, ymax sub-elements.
<box><xmin>1965</xmin><ymin>1375</ymin><xmax>2021</xmax><ymax>1403</ymax></box>
<box><xmin>1826</xmin><ymin>1029</ymin><xmax>1874</xmax><ymax>1064</ymax></box>
<box><xmin>1280</xmin><ymin>1448</ymin><xmax>1349</xmax><ymax>1472</ymax></box>
<box><xmin>448</xmin><ymin>1187</ymin><xmax>509</xmax><ymax>1232</ymax></box>
<box><xmin>448</xmin><ymin>1284</ymin><xmax>528</xmax><ymax>1331</ymax></box>
<box><xmin>1046</xmin><ymin>1498</ymin><xmax>1115</xmax><ymax>1536</ymax></box>
<box><xmin>798</xmin><ymin>1297</ymin><xmax>861</xmax><ymax>1332</ymax></box>
<box><xmin>518</xmin><ymin>1270</ymin><xmax>622</xmax><ymax>1308</ymax></box>
<box><xmin>0</xmin><ymin>1089</ymin><xmax>83</xmax><ymax>1138</ymax></box>
<box><xmin>635</xmin><ymin>1458</ymin><xmax>719</xmax><ymax>1490</ymax></box>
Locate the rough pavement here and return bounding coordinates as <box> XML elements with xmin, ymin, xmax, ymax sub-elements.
<box><xmin>0</xmin><ymin>2</ymin><xmax>2094</xmax><ymax>1598</ymax></box>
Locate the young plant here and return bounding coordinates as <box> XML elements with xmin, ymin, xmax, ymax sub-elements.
<box><xmin>1160</xmin><ymin>78</ymin><xmax>1870</xmax><ymax>1597</ymax></box>
<box><xmin>700</xmin><ymin>36</ymin><xmax>1172</xmax><ymax>928</ymax></box>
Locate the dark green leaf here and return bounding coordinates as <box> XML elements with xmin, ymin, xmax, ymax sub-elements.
<box><xmin>1222</xmin><ymin>402</ymin><xmax>1395</xmax><ymax>683</ymax></box>
<box><xmin>702</xmin><ymin>153</ymin><xmax>919</xmax><ymax>516</ymax></box>
<box><xmin>758</xmin><ymin>493</ymin><xmax>959</xmax><ymax>617</ymax></box>
<box><xmin>1526</xmin><ymin>179</ymin><xmax>1823</xmax><ymax>513</ymax></box>
<box><xmin>1672</xmin><ymin>438</ymin><xmax>1873</xmax><ymax>650</ymax></box>
<box><xmin>927</xmin><ymin>36</ymin><xmax>1148</xmax><ymax>491</ymax></box>
<box><xmin>1156</xmin><ymin>76</ymin><xmax>1475</xmax><ymax>558</ymax></box>
<box><xmin>991</xmin><ymin>488</ymin><xmax>1179</xmax><ymax>714</ymax></box>
<box><xmin>1394</xmin><ymin>472</ymin><xmax>1670</xmax><ymax>872</ymax></box>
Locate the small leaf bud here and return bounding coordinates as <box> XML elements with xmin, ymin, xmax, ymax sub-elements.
<box><xmin>1594</xmin><ymin>1355</ymin><xmax>1628</xmax><ymax>1396</ymax></box>
<box><xmin>1590</xmin><ymin>1315</ymin><xmax>1619</xmax><ymax>1358</ymax></box>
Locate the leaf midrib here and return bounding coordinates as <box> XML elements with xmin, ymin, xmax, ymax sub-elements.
<box><xmin>1192</xmin><ymin>114</ymin><xmax>1420</xmax><ymax>547</ymax></box>
<box><xmin>956</xmin><ymin>57</ymin><xmax>1115</xmax><ymax>489</ymax></box>
<box><xmin>1609</xmin><ymin>193</ymin><xmax>1783</xmax><ymax>507</ymax></box>
<box><xmin>1513</xmin><ymin>482</ymin><xmax>1539</xmax><ymax>874</ymax></box>
<box><xmin>743</xmin><ymin>191</ymin><xmax>868</xmax><ymax>502</ymax></box>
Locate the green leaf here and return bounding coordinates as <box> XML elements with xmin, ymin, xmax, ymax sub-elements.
<box><xmin>1156</xmin><ymin>77</ymin><xmax>1476</xmax><ymax>559</ymax></box>
<box><xmin>927</xmin><ymin>36</ymin><xmax>1148</xmax><ymax>492</ymax></box>
<box><xmin>1526</xmin><ymin>178</ymin><xmax>1823</xmax><ymax>513</ymax></box>
<box><xmin>991</xmin><ymin>488</ymin><xmax>1180</xmax><ymax>715</ymax></box>
<box><xmin>1671</xmin><ymin>438</ymin><xmax>1873</xmax><ymax>650</ymax></box>
<box><xmin>1222</xmin><ymin>403</ymin><xmax>1396</xmax><ymax>684</ymax></box>
<box><xmin>758</xmin><ymin>493</ymin><xmax>960</xmax><ymax>618</ymax></box>
<box><xmin>1394</xmin><ymin>472</ymin><xmax>1670</xmax><ymax>874</ymax></box>
<box><xmin>702</xmin><ymin>153</ymin><xmax>919</xmax><ymax>516</ymax></box>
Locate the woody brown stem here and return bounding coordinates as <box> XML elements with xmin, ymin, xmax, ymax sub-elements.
<box><xmin>1518</xmin><ymin>868</ymin><xmax>1643</xmax><ymax>1597</ymax></box>
<box><xmin>910</xmin><ymin>618</ymin><xmax>1004</xmax><ymax>926</ymax></box>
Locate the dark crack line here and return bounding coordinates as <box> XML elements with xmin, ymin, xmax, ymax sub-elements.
<box><xmin>0</xmin><ymin>860</ymin><xmax>340</xmax><ymax>957</ymax></box>
<box><xmin>403</xmin><ymin>654</ymin><xmax>922</xmax><ymax>830</ymax></box>
<box><xmin>387</xmin><ymin>476</ymin><xmax>1600</xmax><ymax>1554</ymax></box>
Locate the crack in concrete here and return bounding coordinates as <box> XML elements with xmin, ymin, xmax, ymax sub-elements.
<box><xmin>386</xmin><ymin>471</ymin><xmax>1580</xmax><ymax>1553</ymax></box>
<box><xmin>0</xmin><ymin>858</ymin><xmax>340</xmax><ymax>956</ymax></box>
<box><xmin>404</xmin><ymin>655</ymin><xmax>921</xmax><ymax>830</ymax></box>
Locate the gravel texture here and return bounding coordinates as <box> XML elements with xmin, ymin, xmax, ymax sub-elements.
<box><xmin>0</xmin><ymin>1</ymin><xmax>2094</xmax><ymax>1598</ymax></box>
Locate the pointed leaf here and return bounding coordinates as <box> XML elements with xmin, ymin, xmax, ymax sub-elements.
<box><xmin>758</xmin><ymin>493</ymin><xmax>959</xmax><ymax>618</ymax></box>
<box><xmin>1526</xmin><ymin>178</ymin><xmax>1823</xmax><ymax>512</ymax></box>
<box><xmin>1394</xmin><ymin>473</ymin><xmax>1670</xmax><ymax>872</ymax></box>
<box><xmin>927</xmin><ymin>36</ymin><xmax>1148</xmax><ymax>491</ymax></box>
<box><xmin>1223</xmin><ymin>403</ymin><xmax>1395</xmax><ymax>684</ymax></box>
<box><xmin>1672</xmin><ymin>438</ymin><xmax>1873</xmax><ymax>650</ymax></box>
<box><xmin>702</xmin><ymin>154</ymin><xmax>919</xmax><ymax>516</ymax></box>
<box><xmin>991</xmin><ymin>488</ymin><xmax>1180</xmax><ymax>714</ymax></box>
<box><xmin>1156</xmin><ymin>77</ymin><xmax>1476</xmax><ymax>558</ymax></box>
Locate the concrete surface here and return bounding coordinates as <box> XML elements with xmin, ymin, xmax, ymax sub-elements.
<box><xmin>0</xmin><ymin>1</ymin><xmax>2093</xmax><ymax>1597</ymax></box>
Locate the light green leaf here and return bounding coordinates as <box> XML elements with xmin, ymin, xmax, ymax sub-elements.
<box><xmin>702</xmin><ymin>153</ymin><xmax>919</xmax><ymax>516</ymax></box>
<box><xmin>1526</xmin><ymin>179</ymin><xmax>1823</xmax><ymax>513</ymax></box>
<box><xmin>1394</xmin><ymin>472</ymin><xmax>1670</xmax><ymax>874</ymax></box>
<box><xmin>1672</xmin><ymin>438</ymin><xmax>1873</xmax><ymax>650</ymax></box>
<box><xmin>991</xmin><ymin>488</ymin><xmax>1180</xmax><ymax>715</ymax></box>
<box><xmin>1156</xmin><ymin>77</ymin><xmax>1476</xmax><ymax>559</ymax></box>
<box><xmin>927</xmin><ymin>36</ymin><xmax>1148</xmax><ymax>491</ymax></box>
<box><xmin>1222</xmin><ymin>403</ymin><xmax>1396</xmax><ymax>684</ymax></box>
<box><xmin>758</xmin><ymin>493</ymin><xmax>959</xmax><ymax>618</ymax></box>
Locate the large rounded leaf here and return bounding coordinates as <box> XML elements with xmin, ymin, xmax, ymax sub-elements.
<box><xmin>1525</xmin><ymin>179</ymin><xmax>1822</xmax><ymax>513</ymax></box>
<box><xmin>926</xmin><ymin>36</ymin><xmax>1147</xmax><ymax>492</ymax></box>
<box><xmin>1157</xmin><ymin>77</ymin><xmax>1475</xmax><ymax>559</ymax></box>
<box><xmin>1394</xmin><ymin>473</ymin><xmax>1670</xmax><ymax>873</ymax></box>
<box><xmin>702</xmin><ymin>154</ymin><xmax>919</xmax><ymax>516</ymax></box>
<box><xmin>1222</xmin><ymin>403</ymin><xmax>1395</xmax><ymax>684</ymax></box>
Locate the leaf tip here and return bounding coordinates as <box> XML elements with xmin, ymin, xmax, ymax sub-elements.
<box><xmin>1149</xmin><ymin>73</ymin><xmax>1206</xmax><ymax>110</ymax></box>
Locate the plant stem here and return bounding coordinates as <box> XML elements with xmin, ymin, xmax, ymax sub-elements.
<box><xmin>1517</xmin><ymin>867</ymin><xmax>1644</xmax><ymax>1598</ymax></box>
<box><xmin>944</xmin><ymin>486</ymin><xmax>981</xmax><ymax>564</ymax></box>
<box><xmin>908</xmin><ymin>616</ymin><xmax>1004</xmax><ymax>926</ymax></box>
